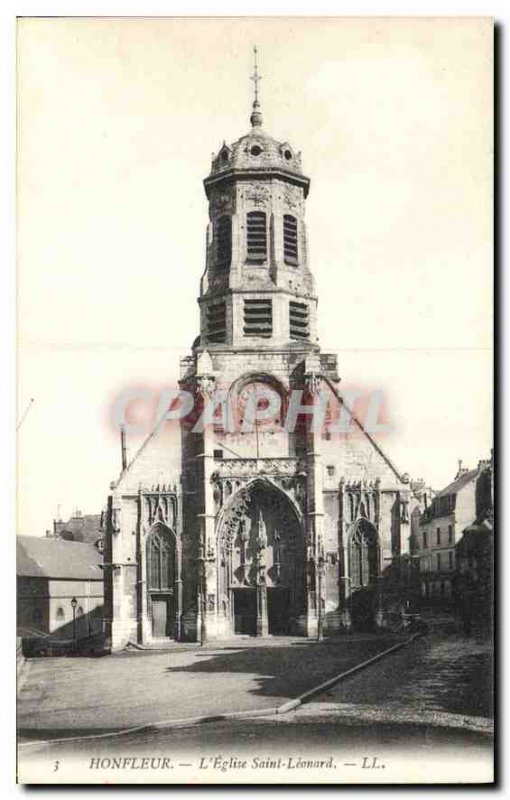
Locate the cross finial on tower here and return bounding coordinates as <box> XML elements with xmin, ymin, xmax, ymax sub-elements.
<box><xmin>249</xmin><ymin>45</ymin><xmax>263</xmax><ymax>128</ymax></box>
<box><xmin>250</xmin><ymin>45</ymin><xmax>262</xmax><ymax>103</ymax></box>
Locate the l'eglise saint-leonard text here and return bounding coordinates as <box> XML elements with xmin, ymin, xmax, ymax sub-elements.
<box><xmin>199</xmin><ymin>756</ymin><xmax>335</xmax><ymax>772</ymax></box>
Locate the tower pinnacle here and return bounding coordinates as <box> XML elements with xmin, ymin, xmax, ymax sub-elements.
<box><xmin>250</xmin><ymin>45</ymin><xmax>263</xmax><ymax>128</ymax></box>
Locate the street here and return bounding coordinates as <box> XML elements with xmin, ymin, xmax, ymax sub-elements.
<box><xmin>18</xmin><ymin>633</ymin><xmax>405</xmax><ymax>739</ymax></box>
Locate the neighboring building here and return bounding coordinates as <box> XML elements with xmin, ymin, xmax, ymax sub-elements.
<box><xmin>104</xmin><ymin>61</ymin><xmax>414</xmax><ymax>650</ymax></box>
<box><xmin>413</xmin><ymin>459</ymin><xmax>491</xmax><ymax>607</ymax></box>
<box><xmin>455</xmin><ymin>458</ymin><xmax>493</xmax><ymax>622</ymax></box>
<box><xmin>50</xmin><ymin>510</ymin><xmax>104</xmax><ymax>553</ymax></box>
<box><xmin>17</xmin><ymin>536</ymin><xmax>104</xmax><ymax>647</ymax></box>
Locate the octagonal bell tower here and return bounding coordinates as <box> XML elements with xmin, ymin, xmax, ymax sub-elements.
<box><xmin>199</xmin><ymin>51</ymin><xmax>317</xmax><ymax>350</ymax></box>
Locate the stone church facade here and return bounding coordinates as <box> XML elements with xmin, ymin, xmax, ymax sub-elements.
<box><xmin>104</xmin><ymin>77</ymin><xmax>412</xmax><ymax>651</ymax></box>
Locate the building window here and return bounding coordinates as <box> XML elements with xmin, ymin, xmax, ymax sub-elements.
<box><xmin>213</xmin><ymin>449</ymin><xmax>223</xmax><ymax>460</ymax></box>
<box><xmin>449</xmin><ymin>550</ymin><xmax>454</xmax><ymax>570</ymax></box>
<box><xmin>283</xmin><ymin>214</ymin><xmax>298</xmax><ymax>265</ymax></box>
<box><xmin>423</xmin><ymin>531</ymin><xmax>427</xmax><ymax>549</ymax></box>
<box><xmin>147</xmin><ymin>527</ymin><xmax>175</xmax><ymax>591</ymax></box>
<box><xmin>448</xmin><ymin>524</ymin><xmax>453</xmax><ymax>544</ymax></box>
<box><xmin>436</xmin><ymin>527</ymin><xmax>441</xmax><ymax>545</ymax></box>
<box><xmin>206</xmin><ymin>301</ymin><xmax>226</xmax><ymax>343</ymax></box>
<box><xmin>56</xmin><ymin>607</ymin><xmax>65</xmax><ymax>621</ymax></box>
<box><xmin>326</xmin><ymin>465</ymin><xmax>336</xmax><ymax>477</ymax></box>
<box><xmin>246</xmin><ymin>211</ymin><xmax>267</xmax><ymax>262</ymax></box>
<box><xmin>349</xmin><ymin>520</ymin><xmax>378</xmax><ymax>588</ymax></box>
<box><xmin>289</xmin><ymin>301</ymin><xmax>309</xmax><ymax>340</ymax></box>
<box><xmin>243</xmin><ymin>298</ymin><xmax>272</xmax><ymax>337</ymax></box>
<box><xmin>216</xmin><ymin>216</ymin><xmax>231</xmax><ymax>269</ymax></box>
<box><xmin>436</xmin><ymin>552</ymin><xmax>441</xmax><ymax>571</ymax></box>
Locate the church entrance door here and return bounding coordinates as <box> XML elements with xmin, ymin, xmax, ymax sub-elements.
<box><xmin>267</xmin><ymin>587</ymin><xmax>290</xmax><ymax>635</ymax></box>
<box><xmin>233</xmin><ymin>589</ymin><xmax>257</xmax><ymax>635</ymax></box>
<box><xmin>219</xmin><ymin>479</ymin><xmax>305</xmax><ymax>638</ymax></box>
<box><xmin>151</xmin><ymin>594</ymin><xmax>174</xmax><ymax>638</ymax></box>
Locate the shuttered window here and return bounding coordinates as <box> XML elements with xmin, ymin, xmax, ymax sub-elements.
<box><xmin>243</xmin><ymin>298</ymin><xmax>272</xmax><ymax>337</ymax></box>
<box><xmin>216</xmin><ymin>216</ymin><xmax>231</xmax><ymax>270</ymax></box>
<box><xmin>246</xmin><ymin>211</ymin><xmax>267</xmax><ymax>262</ymax></box>
<box><xmin>283</xmin><ymin>214</ymin><xmax>298</xmax><ymax>265</ymax></box>
<box><xmin>206</xmin><ymin>302</ymin><xmax>227</xmax><ymax>343</ymax></box>
<box><xmin>289</xmin><ymin>301</ymin><xmax>309</xmax><ymax>340</ymax></box>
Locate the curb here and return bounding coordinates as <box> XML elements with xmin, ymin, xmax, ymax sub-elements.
<box><xmin>19</xmin><ymin>633</ymin><xmax>422</xmax><ymax>751</ymax></box>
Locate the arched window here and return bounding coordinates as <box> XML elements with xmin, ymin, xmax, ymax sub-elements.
<box><xmin>146</xmin><ymin>527</ymin><xmax>175</xmax><ymax>591</ymax></box>
<box><xmin>246</xmin><ymin>211</ymin><xmax>267</xmax><ymax>262</ymax></box>
<box><xmin>56</xmin><ymin>607</ymin><xmax>65</xmax><ymax>621</ymax></box>
<box><xmin>283</xmin><ymin>214</ymin><xmax>298</xmax><ymax>265</ymax></box>
<box><xmin>216</xmin><ymin>216</ymin><xmax>231</xmax><ymax>269</ymax></box>
<box><xmin>349</xmin><ymin>519</ymin><xmax>378</xmax><ymax>589</ymax></box>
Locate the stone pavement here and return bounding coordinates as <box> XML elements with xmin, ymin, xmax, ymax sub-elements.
<box><xmin>285</xmin><ymin>630</ymin><xmax>493</xmax><ymax>735</ymax></box>
<box><xmin>18</xmin><ymin>634</ymin><xmax>405</xmax><ymax>741</ymax></box>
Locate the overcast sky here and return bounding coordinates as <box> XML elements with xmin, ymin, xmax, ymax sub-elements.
<box><xmin>17</xmin><ymin>17</ymin><xmax>492</xmax><ymax>535</ymax></box>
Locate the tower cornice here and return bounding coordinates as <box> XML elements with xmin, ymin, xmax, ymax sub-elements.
<box><xmin>204</xmin><ymin>168</ymin><xmax>310</xmax><ymax>199</ymax></box>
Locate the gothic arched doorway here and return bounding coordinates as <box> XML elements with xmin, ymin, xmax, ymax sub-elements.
<box><xmin>347</xmin><ymin>518</ymin><xmax>379</xmax><ymax>632</ymax></box>
<box><xmin>217</xmin><ymin>480</ymin><xmax>305</xmax><ymax>636</ymax></box>
<box><xmin>146</xmin><ymin>523</ymin><xmax>176</xmax><ymax>638</ymax></box>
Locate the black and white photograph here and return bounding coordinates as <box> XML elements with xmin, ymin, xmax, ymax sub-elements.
<box><xmin>15</xmin><ymin>14</ymin><xmax>494</xmax><ymax>785</ymax></box>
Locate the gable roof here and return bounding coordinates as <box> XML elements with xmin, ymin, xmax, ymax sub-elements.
<box><xmin>437</xmin><ymin>469</ymin><xmax>478</xmax><ymax>498</ymax></box>
<box><xmin>17</xmin><ymin>536</ymin><xmax>103</xmax><ymax>580</ymax></box>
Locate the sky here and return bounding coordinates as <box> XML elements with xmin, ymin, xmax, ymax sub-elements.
<box><xmin>17</xmin><ymin>16</ymin><xmax>493</xmax><ymax>536</ymax></box>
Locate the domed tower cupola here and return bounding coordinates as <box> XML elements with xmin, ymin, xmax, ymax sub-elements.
<box><xmin>199</xmin><ymin>48</ymin><xmax>317</xmax><ymax>352</ymax></box>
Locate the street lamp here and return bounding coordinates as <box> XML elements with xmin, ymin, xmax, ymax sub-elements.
<box><xmin>317</xmin><ymin>555</ymin><xmax>325</xmax><ymax>642</ymax></box>
<box><xmin>71</xmin><ymin>596</ymin><xmax>78</xmax><ymax>653</ymax></box>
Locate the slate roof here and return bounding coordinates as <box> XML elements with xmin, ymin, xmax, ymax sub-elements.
<box><xmin>17</xmin><ymin>536</ymin><xmax>103</xmax><ymax>580</ymax></box>
<box><xmin>436</xmin><ymin>469</ymin><xmax>478</xmax><ymax>498</ymax></box>
<box><xmin>57</xmin><ymin>513</ymin><xmax>102</xmax><ymax>545</ymax></box>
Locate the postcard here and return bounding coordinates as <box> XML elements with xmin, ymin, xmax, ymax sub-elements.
<box><xmin>16</xmin><ymin>16</ymin><xmax>494</xmax><ymax>785</ymax></box>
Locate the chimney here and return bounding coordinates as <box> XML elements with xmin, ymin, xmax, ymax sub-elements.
<box><xmin>456</xmin><ymin>459</ymin><xmax>469</xmax><ymax>479</ymax></box>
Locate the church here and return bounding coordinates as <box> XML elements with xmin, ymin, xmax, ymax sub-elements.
<box><xmin>104</xmin><ymin>54</ymin><xmax>413</xmax><ymax>651</ymax></box>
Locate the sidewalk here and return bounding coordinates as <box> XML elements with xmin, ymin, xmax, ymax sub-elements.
<box><xmin>18</xmin><ymin>633</ymin><xmax>406</xmax><ymax>741</ymax></box>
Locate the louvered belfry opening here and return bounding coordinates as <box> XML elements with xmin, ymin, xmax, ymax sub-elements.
<box><xmin>216</xmin><ymin>215</ymin><xmax>231</xmax><ymax>270</ymax></box>
<box><xmin>283</xmin><ymin>214</ymin><xmax>298</xmax><ymax>265</ymax></box>
<box><xmin>246</xmin><ymin>211</ymin><xmax>267</xmax><ymax>262</ymax></box>
<box><xmin>289</xmin><ymin>301</ymin><xmax>309</xmax><ymax>340</ymax></box>
<box><xmin>243</xmin><ymin>298</ymin><xmax>272</xmax><ymax>337</ymax></box>
<box><xmin>206</xmin><ymin>301</ymin><xmax>227</xmax><ymax>343</ymax></box>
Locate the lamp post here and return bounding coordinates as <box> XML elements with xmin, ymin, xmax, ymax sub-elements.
<box><xmin>71</xmin><ymin>596</ymin><xmax>78</xmax><ymax>653</ymax></box>
<box><xmin>317</xmin><ymin>555</ymin><xmax>325</xmax><ymax>642</ymax></box>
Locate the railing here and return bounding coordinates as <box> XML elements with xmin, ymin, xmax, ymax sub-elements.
<box><xmin>212</xmin><ymin>456</ymin><xmax>306</xmax><ymax>478</ymax></box>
